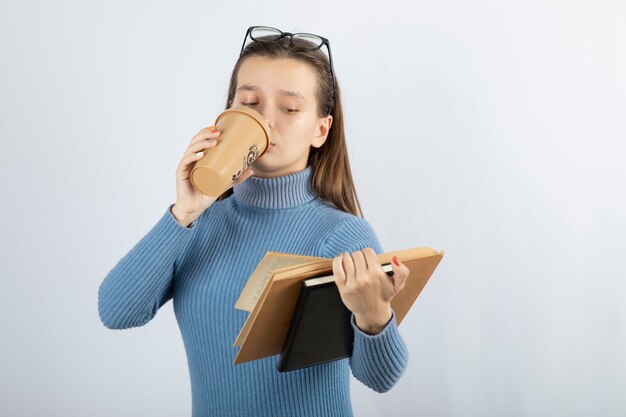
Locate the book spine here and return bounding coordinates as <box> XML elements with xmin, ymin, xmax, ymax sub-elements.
<box><xmin>276</xmin><ymin>281</ymin><xmax>308</xmax><ymax>372</ymax></box>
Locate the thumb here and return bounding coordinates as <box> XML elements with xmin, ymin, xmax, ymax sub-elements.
<box><xmin>241</xmin><ymin>167</ymin><xmax>255</xmax><ymax>180</ymax></box>
<box><xmin>231</xmin><ymin>168</ymin><xmax>255</xmax><ymax>187</ymax></box>
<box><xmin>390</xmin><ymin>256</ymin><xmax>408</xmax><ymax>294</ymax></box>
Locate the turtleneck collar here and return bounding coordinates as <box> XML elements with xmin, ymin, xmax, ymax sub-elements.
<box><xmin>232</xmin><ymin>164</ymin><xmax>318</xmax><ymax>209</ymax></box>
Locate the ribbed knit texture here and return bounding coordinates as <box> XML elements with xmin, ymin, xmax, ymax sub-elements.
<box><xmin>98</xmin><ymin>164</ymin><xmax>409</xmax><ymax>417</ymax></box>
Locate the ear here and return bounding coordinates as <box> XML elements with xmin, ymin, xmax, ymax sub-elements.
<box><xmin>312</xmin><ymin>115</ymin><xmax>333</xmax><ymax>148</ymax></box>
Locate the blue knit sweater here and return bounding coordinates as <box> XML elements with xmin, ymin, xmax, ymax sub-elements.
<box><xmin>98</xmin><ymin>164</ymin><xmax>409</xmax><ymax>417</ymax></box>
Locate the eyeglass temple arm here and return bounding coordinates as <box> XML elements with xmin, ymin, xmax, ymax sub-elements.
<box><xmin>325</xmin><ymin>42</ymin><xmax>336</xmax><ymax>87</ymax></box>
<box><xmin>240</xmin><ymin>27</ymin><xmax>253</xmax><ymax>53</ymax></box>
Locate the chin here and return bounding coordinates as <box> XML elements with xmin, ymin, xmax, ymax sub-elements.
<box><xmin>251</xmin><ymin>157</ymin><xmax>273</xmax><ymax>172</ymax></box>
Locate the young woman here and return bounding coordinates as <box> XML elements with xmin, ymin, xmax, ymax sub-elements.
<box><xmin>98</xmin><ymin>26</ymin><xmax>410</xmax><ymax>417</ymax></box>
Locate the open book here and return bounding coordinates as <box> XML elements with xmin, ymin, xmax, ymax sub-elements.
<box><xmin>232</xmin><ymin>246</ymin><xmax>445</xmax><ymax>367</ymax></box>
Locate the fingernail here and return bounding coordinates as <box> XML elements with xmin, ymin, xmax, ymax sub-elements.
<box><xmin>211</xmin><ymin>129</ymin><xmax>220</xmax><ymax>133</ymax></box>
<box><xmin>195</xmin><ymin>151</ymin><xmax>204</xmax><ymax>157</ymax></box>
<box><xmin>392</xmin><ymin>256</ymin><xmax>401</xmax><ymax>266</ymax></box>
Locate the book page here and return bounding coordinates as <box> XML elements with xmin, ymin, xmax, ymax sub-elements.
<box><xmin>235</xmin><ymin>252</ymin><xmax>326</xmax><ymax>312</ymax></box>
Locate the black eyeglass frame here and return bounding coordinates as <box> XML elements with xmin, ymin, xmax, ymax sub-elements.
<box><xmin>239</xmin><ymin>25</ymin><xmax>336</xmax><ymax>106</ymax></box>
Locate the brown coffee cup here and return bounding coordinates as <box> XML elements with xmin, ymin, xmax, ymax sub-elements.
<box><xmin>190</xmin><ymin>107</ymin><xmax>270</xmax><ymax>196</ymax></box>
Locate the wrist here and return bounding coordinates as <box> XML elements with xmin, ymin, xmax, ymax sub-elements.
<box><xmin>354</xmin><ymin>305</ymin><xmax>393</xmax><ymax>335</ymax></box>
<box><xmin>171</xmin><ymin>204</ymin><xmax>197</xmax><ymax>228</ymax></box>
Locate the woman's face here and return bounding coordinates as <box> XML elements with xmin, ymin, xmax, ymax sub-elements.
<box><xmin>230</xmin><ymin>55</ymin><xmax>333</xmax><ymax>178</ymax></box>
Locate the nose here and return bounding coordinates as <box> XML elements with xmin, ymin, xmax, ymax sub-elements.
<box><xmin>256</xmin><ymin>105</ymin><xmax>274</xmax><ymax>130</ymax></box>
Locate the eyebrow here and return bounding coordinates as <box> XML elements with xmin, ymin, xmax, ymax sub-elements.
<box><xmin>236</xmin><ymin>84</ymin><xmax>306</xmax><ymax>101</ymax></box>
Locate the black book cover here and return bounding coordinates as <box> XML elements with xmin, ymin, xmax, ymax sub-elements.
<box><xmin>277</xmin><ymin>264</ymin><xmax>394</xmax><ymax>372</ymax></box>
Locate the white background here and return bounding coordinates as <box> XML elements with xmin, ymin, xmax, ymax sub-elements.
<box><xmin>1</xmin><ymin>1</ymin><xmax>624</xmax><ymax>416</ymax></box>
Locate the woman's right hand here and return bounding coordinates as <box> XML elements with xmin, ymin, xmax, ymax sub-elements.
<box><xmin>172</xmin><ymin>126</ymin><xmax>255</xmax><ymax>226</ymax></box>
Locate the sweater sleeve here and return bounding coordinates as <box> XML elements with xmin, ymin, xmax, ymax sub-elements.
<box><xmin>320</xmin><ymin>216</ymin><xmax>409</xmax><ymax>393</ymax></box>
<box><xmin>97</xmin><ymin>204</ymin><xmax>198</xmax><ymax>330</ymax></box>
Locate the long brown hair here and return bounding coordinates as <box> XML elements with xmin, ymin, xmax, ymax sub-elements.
<box><xmin>216</xmin><ymin>35</ymin><xmax>365</xmax><ymax>217</ymax></box>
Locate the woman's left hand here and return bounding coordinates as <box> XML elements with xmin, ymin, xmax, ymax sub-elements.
<box><xmin>332</xmin><ymin>248</ymin><xmax>410</xmax><ymax>335</ymax></box>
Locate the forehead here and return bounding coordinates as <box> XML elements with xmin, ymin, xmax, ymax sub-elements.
<box><xmin>236</xmin><ymin>56</ymin><xmax>317</xmax><ymax>99</ymax></box>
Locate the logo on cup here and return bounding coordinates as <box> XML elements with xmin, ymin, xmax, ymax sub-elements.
<box><xmin>232</xmin><ymin>144</ymin><xmax>260</xmax><ymax>181</ymax></box>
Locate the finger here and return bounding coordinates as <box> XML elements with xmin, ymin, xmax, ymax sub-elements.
<box><xmin>185</xmin><ymin>138</ymin><xmax>219</xmax><ymax>157</ymax></box>
<box><xmin>350</xmin><ymin>250</ymin><xmax>368</xmax><ymax>284</ymax></box>
<box><xmin>341</xmin><ymin>252</ymin><xmax>356</xmax><ymax>287</ymax></box>
<box><xmin>362</xmin><ymin>248</ymin><xmax>381</xmax><ymax>274</ymax></box>
<box><xmin>190</xmin><ymin>130</ymin><xmax>221</xmax><ymax>146</ymax></box>
<box><xmin>189</xmin><ymin>126</ymin><xmax>221</xmax><ymax>145</ymax></box>
<box><xmin>177</xmin><ymin>151</ymin><xmax>207</xmax><ymax>176</ymax></box>
<box><xmin>332</xmin><ymin>255</ymin><xmax>347</xmax><ymax>289</ymax></box>
<box><xmin>362</xmin><ymin>248</ymin><xmax>393</xmax><ymax>289</ymax></box>
<box><xmin>193</xmin><ymin>125</ymin><xmax>217</xmax><ymax>137</ymax></box>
